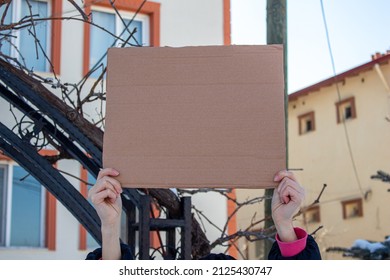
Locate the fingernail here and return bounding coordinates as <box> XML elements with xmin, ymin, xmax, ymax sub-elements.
<box><xmin>113</xmin><ymin>170</ymin><xmax>119</xmax><ymax>175</ymax></box>
<box><xmin>273</xmin><ymin>174</ymin><xmax>279</xmax><ymax>181</ymax></box>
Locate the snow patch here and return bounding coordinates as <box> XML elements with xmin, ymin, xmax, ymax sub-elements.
<box><xmin>352</xmin><ymin>239</ymin><xmax>387</xmax><ymax>253</ymax></box>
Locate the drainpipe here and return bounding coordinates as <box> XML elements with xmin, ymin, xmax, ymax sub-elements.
<box><xmin>374</xmin><ymin>63</ymin><xmax>390</xmax><ymax>93</ymax></box>
<box><xmin>374</xmin><ymin>63</ymin><xmax>390</xmax><ymax>121</ymax></box>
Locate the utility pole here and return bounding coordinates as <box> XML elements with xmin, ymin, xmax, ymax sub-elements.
<box><xmin>264</xmin><ymin>0</ymin><xmax>287</xmax><ymax>257</ymax></box>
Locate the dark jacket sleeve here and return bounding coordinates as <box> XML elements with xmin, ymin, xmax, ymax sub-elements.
<box><xmin>85</xmin><ymin>243</ymin><xmax>134</xmax><ymax>260</ymax></box>
<box><xmin>268</xmin><ymin>235</ymin><xmax>322</xmax><ymax>260</ymax></box>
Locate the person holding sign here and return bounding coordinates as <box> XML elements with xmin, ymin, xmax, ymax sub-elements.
<box><xmin>86</xmin><ymin>168</ymin><xmax>321</xmax><ymax>260</ymax></box>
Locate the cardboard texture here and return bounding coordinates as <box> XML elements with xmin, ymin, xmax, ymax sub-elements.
<box><xmin>104</xmin><ymin>45</ymin><xmax>286</xmax><ymax>189</ymax></box>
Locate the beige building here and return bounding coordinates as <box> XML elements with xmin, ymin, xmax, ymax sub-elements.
<box><xmin>238</xmin><ymin>51</ymin><xmax>390</xmax><ymax>260</ymax></box>
<box><xmin>288</xmin><ymin>51</ymin><xmax>390</xmax><ymax>259</ymax></box>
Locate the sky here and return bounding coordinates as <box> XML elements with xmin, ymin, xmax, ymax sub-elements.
<box><xmin>230</xmin><ymin>0</ymin><xmax>390</xmax><ymax>94</ymax></box>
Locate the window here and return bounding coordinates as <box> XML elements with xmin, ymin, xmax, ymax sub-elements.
<box><xmin>298</xmin><ymin>111</ymin><xmax>315</xmax><ymax>135</ymax></box>
<box><xmin>303</xmin><ymin>205</ymin><xmax>321</xmax><ymax>223</ymax></box>
<box><xmin>0</xmin><ymin>164</ymin><xmax>46</xmax><ymax>247</ymax></box>
<box><xmin>0</xmin><ymin>4</ymin><xmax>13</xmax><ymax>56</ymax></box>
<box><xmin>342</xmin><ymin>198</ymin><xmax>363</xmax><ymax>219</ymax></box>
<box><xmin>83</xmin><ymin>0</ymin><xmax>160</xmax><ymax>76</ymax></box>
<box><xmin>336</xmin><ymin>97</ymin><xmax>356</xmax><ymax>124</ymax></box>
<box><xmin>87</xmin><ymin>6</ymin><xmax>149</xmax><ymax>78</ymax></box>
<box><xmin>19</xmin><ymin>0</ymin><xmax>49</xmax><ymax>72</ymax></box>
<box><xmin>0</xmin><ymin>0</ymin><xmax>62</xmax><ymax>73</ymax></box>
<box><xmin>10</xmin><ymin>166</ymin><xmax>45</xmax><ymax>247</ymax></box>
<box><xmin>1</xmin><ymin>0</ymin><xmax>49</xmax><ymax>72</ymax></box>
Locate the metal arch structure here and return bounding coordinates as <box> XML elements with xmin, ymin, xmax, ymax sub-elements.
<box><xmin>0</xmin><ymin>122</ymin><xmax>103</xmax><ymax>243</ymax></box>
<box><xmin>0</xmin><ymin>60</ymin><xmax>192</xmax><ymax>260</ymax></box>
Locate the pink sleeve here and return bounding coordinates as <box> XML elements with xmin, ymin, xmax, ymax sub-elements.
<box><xmin>275</xmin><ymin>227</ymin><xmax>308</xmax><ymax>257</ymax></box>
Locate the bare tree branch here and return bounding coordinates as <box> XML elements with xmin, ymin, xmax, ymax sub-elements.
<box><xmin>67</xmin><ymin>0</ymin><xmax>89</xmax><ymax>21</ymax></box>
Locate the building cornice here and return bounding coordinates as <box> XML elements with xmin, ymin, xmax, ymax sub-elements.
<box><xmin>289</xmin><ymin>52</ymin><xmax>390</xmax><ymax>101</ymax></box>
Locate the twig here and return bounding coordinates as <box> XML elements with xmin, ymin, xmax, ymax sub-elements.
<box><xmin>67</xmin><ymin>0</ymin><xmax>89</xmax><ymax>21</ymax></box>
<box><xmin>192</xmin><ymin>205</ymin><xmax>224</xmax><ymax>233</ymax></box>
<box><xmin>119</xmin><ymin>0</ymin><xmax>147</xmax><ymax>47</ymax></box>
<box><xmin>296</xmin><ymin>183</ymin><xmax>327</xmax><ymax>216</ymax></box>
<box><xmin>310</xmin><ymin>225</ymin><xmax>323</xmax><ymax>236</ymax></box>
<box><xmin>211</xmin><ymin>230</ymin><xmax>274</xmax><ymax>248</ymax></box>
<box><xmin>0</xmin><ymin>0</ymin><xmax>11</xmax><ymax>25</ymax></box>
<box><xmin>313</xmin><ymin>183</ymin><xmax>327</xmax><ymax>204</ymax></box>
<box><xmin>57</xmin><ymin>169</ymin><xmax>93</xmax><ymax>186</ymax></box>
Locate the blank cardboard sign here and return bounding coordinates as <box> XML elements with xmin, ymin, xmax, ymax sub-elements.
<box><xmin>104</xmin><ymin>45</ymin><xmax>286</xmax><ymax>189</ymax></box>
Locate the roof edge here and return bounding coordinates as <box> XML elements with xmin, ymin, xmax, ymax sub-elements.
<box><xmin>289</xmin><ymin>53</ymin><xmax>390</xmax><ymax>101</ymax></box>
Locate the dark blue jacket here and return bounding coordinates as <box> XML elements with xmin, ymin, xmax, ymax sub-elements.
<box><xmin>86</xmin><ymin>236</ymin><xmax>321</xmax><ymax>260</ymax></box>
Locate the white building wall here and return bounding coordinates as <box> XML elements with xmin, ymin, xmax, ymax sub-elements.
<box><xmin>156</xmin><ymin>0</ymin><xmax>224</xmax><ymax>47</ymax></box>
<box><xmin>60</xmin><ymin>1</ymin><xmax>85</xmax><ymax>83</ymax></box>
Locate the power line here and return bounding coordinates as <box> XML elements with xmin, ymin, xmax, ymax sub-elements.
<box><xmin>319</xmin><ymin>0</ymin><xmax>364</xmax><ymax>197</ymax></box>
